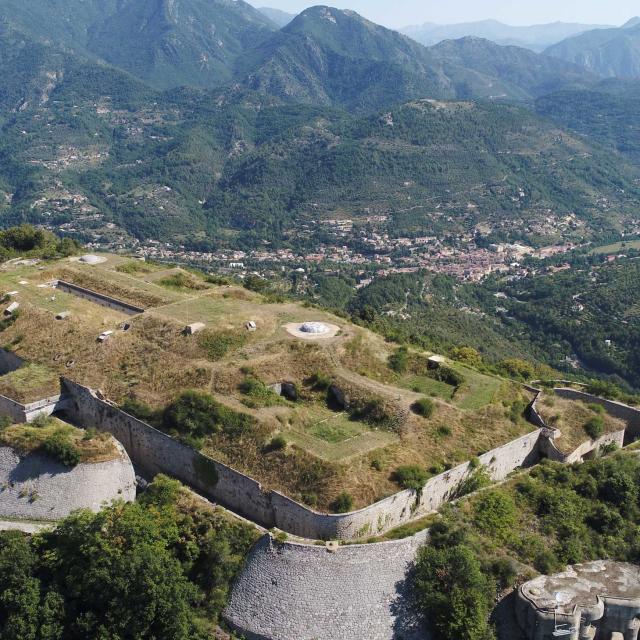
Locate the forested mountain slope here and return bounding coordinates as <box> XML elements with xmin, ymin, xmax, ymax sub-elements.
<box><xmin>0</xmin><ymin>0</ymin><xmax>277</xmax><ymax>89</ymax></box>
<box><xmin>546</xmin><ymin>22</ymin><xmax>640</xmax><ymax>78</ymax></box>
<box><xmin>237</xmin><ymin>7</ymin><xmax>596</xmax><ymax>109</ymax></box>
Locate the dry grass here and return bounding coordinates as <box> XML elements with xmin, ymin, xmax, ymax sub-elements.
<box><xmin>0</xmin><ymin>255</ymin><xmax>546</xmax><ymax>511</ymax></box>
<box><xmin>0</xmin><ymin>364</ymin><xmax>60</xmax><ymax>403</ymax></box>
<box><xmin>537</xmin><ymin>394</ymin><xmax>627</xmax><ymax>453</ymax></box>
<box><xmin>0</xmin><ymin>417</ymin><xmax>118</xmax><ymax>463</ymax></box>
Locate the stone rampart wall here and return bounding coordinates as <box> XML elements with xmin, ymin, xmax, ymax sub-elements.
<box><xmin>0</xmin><ymin>442</ymin><xmax>136</xmax><ymax>521</ymax></box>
<box><xmin>61</xmin><ymin>377</ymin><xmax>546</xmax><ymax>540</ymax></box>
<box><xmin>554</xmin><ymin>388</ymin><xmax>640</xmax><ymax>442</ymax></box>
<box><xmin>224</xmin><ymin>532</ymin><xmax>429</xmax><ymax>640</ymax></box>
<box><xmin>61</xmin><ymin>378</ymin><xmax>276</xmax><ymax>527</ymax></box>
<box><xmin>56</xmin><ymin>280</ymin><xmax>144</xmax><ymax>315</ymax></box>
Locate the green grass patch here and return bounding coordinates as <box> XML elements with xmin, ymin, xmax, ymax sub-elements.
<box><xmin>590</xmin><ymin>239</ymin><xmax>640</xmax><ymax>255</ymax></box>
<box><xmin>0</xmin><ymin>363</ymin><xmax>59</xmax><ymax>403</ymax></box>
<box><xmin>0</xmin><ymin>417</ymin><xmax>116</xmax><ymax>464</ymax></box>
<box><xmin>401</xmin><ymin>375</ymin><xmax>455</xmax><ymax>399</ymax></box>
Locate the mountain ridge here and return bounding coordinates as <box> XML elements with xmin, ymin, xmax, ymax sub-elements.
<box><xmin>402</xmin><ymin>19</ymin><xmax>613</xmax><ymax>52</ymax></box>
<box><xmin>546</xmin><ymin>22</ymin><xmax>640</xmax><ymax>78</ymax></box>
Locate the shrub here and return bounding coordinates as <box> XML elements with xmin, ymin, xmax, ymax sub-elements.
<box><xmin>266</xmin><ymin>435</ymin><xmax>287</xmax><ymax>452</ymax></box>
<box><xmin>330</xmin><ymin>492</ymin><xmax>354</xmax><ymax>514</ymax></box>
<box><xmin>393</xmin><ymin>465</ymin><xmax>428</xmax><ymax>491</ymax></box>
<box><xmin>159</xmin><ymin>271</ymin><xmax>205</xmax><ymax>290</ymax></box>
<box><xmin>415</xmin><ymin>544</ymin><xmax>495</xmax><ymax>640</ymax></box>
<box><xmin>388</xmin><ymin>347</ymin><xmax>409</xmax><ymax>373</ymax></box>
<box><xmin>455</xmin><ymin>465</ymin><xmax>491</xmax><ymax>498</ymax></box>
<box><xmin>584</xmin><ymin>415</ymin><xmax>604</xmax><ymax>440</ymax></box>
<box><xmin>588</xmin><ymin>403</ymin><xmax>606</xmax><ymax>415</ymax></box>
<box><xmin>121</xmin><ymin>397</ymin><xmax>161</xmax><ymax>427</ymax></box>
<box><xmin>490</xmin><ymin>557</ymin><xmax>518</xmax><ymax>590</ymax></box>
<box><xmin>451</xmin><ymin>346</ymin><xmax>482</xmax><ymax>368</ymax></box>
<box><xmin>163</xmin><ymin>390</ymin><xmax>253</xmax><ymax>440</ymax></box>
<box><xmin>31</xmin><ymin>414</ymin><xmax>52</xmax><ymax>429</ymax></box>
<box><xmin>431</xmin><ymin>365</ymin><xmax>465</xmax><ymax>388</ymax></box>
<box><xmin>239</xmin><ymin>376</ymin><xmax>281</xmax><ymax>408</ymax></box>
<box><xmin>497</xmin><ymin>358</ymin><xmax>536</xmax><ymax>381</ymax></box>
<box><xmin>413</xmin><ymin>397</ymin><xmax>435</xmax><ymax>418</ymax></box>
<box><xmin>473</xmin><ymin>491</ymin><xmax>517</xmax><ymax>542</ymax></box>
<box><xmin>436</xmin><ymin>425</ymin><xmax>452</xmax><ymax>437</ymax></box>
<box><xmin>42</xmin><ymin>433</ymin><xmax>81</xmax><ymax>467</ymax></box>
<box><xmin>309</xmin><ymin>372</ymin><xmax>332</xmax><ymax>391</ymax></box>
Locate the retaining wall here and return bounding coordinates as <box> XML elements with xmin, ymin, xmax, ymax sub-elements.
<box><xmin>0</xmin><ymin>442</ymin><xmax>136</xmax><ymax>521</ymax></box>
<box><xmin>61</xmin><ymin>378</ymin><xmax>276</xmax><ymax>527</ymax></box>
<box><xmin>224</xmin><ymin>532</ymin><xmax>429</xmax><ymax>640</ymax></box>
<box><xmin>61</xmin><ymin>378</ymin><xmax>545</xmax><ymax>540</ymax></box>
<box><xmin>56</xmin><ymin>280</ymin><xmax>144</xmax><ymax>315</ymax></box>
<box><xmin>554</xmin><ymin>388</ymin><xmax>640</xmax><ymax>442</ymax></box>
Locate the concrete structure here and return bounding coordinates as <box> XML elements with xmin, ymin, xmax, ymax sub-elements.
<box><xmin>184</xmin><ymin>322</ymin><xmax>206</xmax><ymax>335</ymax></box>
<box><xmin>56</xmin><ymin>280</ymin><xmax>144</xmax><ymax>315</ymax></box>
<box><xmin>224</xmin><ymin>532</ymin><xmax>428</xmax><ymax>640</ymax></box>
<box><xmin>428</xmin><ymin>355</ymin><xmax>446</xmax><ymax>368</ymax></box>
<box><xmin>284</xmin><ymin>321</ymin><xmax>340</xmax><ymax>340</ymax></box>
<box><xmin>516</xmin><ymin>561</ymin><xmax>640</xmax><ymax>640</ymax></box>
<box><xmin>55</xmin><ymin>311</ymin><xmax>70</xmax><ymax>320</ymax></box>
<box><xmin>78</xmin><ymin>254</ymin><xmax>107</xmax><ymax>265</ymax></box>
<box><xmin>0</xmin><ymin>441</ymin><xmax>136</xmax><ymax>522</ymax></box>
<box><xmin>3</xmin><ymin>302</ymin><xmax>19</xmax><ymax>316</ymax></box>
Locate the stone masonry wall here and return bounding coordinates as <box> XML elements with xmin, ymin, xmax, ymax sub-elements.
<box><xmin>0</xmin><ymin>442</ymin><xmax>136</xmax><ymax>521</ymax></box>
<box><xmin>56</xmin><ymin>280</ymin><xmax>145</xmax><ymax>315</ymax></box>
<box><xmin>61</xmin><ymin>378</ymin><xmax>276</xmax><ymax>527</ymax></box>
<box><xmin>554</xmin><ymin>388</ymin><xmax>640</xmax><ymax>442</ymax></box>
<box><xmin>62</xmin><ymin>377</ymin><xmax>546</xmax><ymax>540</ymax></box>
<box><xmin>224</xmin><ymin>531</ymin><xmax>429</xmax><ymax>640</ymax></box>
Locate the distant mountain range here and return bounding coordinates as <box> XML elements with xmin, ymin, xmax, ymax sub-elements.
<box><xmin>0</xmin><ymin>0</ymin><xmax>277</xmax><ymax>89</ymax></box>
<box><xmin>237</xmin><ymin>7</ymin><xmax>596</xmax><ymax>109</ymax></box>
<box><xmin>0</xmin><ymin>1</ymin><xmax>598</xmax><ymax>105</ymax></box>
<box><xmin>401</xmin><ymin>19</ymin><xmax>613</xmax><ymax>52</ymax></box>
<box><xmin>546</xmin><ymin>19</ymin><xmax>640</xmax><ymax>78</ymax></box>
<box><xmin>258</xmin><ymin>6</ymin><xmax>296</xmax><ymax>27</ymax></box>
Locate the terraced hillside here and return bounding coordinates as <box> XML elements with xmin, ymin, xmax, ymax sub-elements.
<box><xmin>0</xmin><ymin>254</ymin><xmax>536</xmax><ymax>511</ymax></box>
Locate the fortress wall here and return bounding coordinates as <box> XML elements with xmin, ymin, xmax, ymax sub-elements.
<box><xmin>61</xmin><ymin>377</ymin><xmax>547</xmax><ymax>540</ymax></box>
<box><xmin>223</xmin><ymin>531</ymin><xmax>429</xmax><ymax>640</ymax></box>
<box><xmin>563</xmin><ymin>429</ymin><xmax>626</xmax><ymax>464</ymax></box>
<box><xmin>56</xmin><ymin>280</ymin><xmax>144</xmax><ymax>316</ymax></box>
<box><xmin>0</xmin><ymin>394</ymin><xmax>28</xmax><ymax>423</ymax></box>
<box><xmin>61</xmin><ymin>378</ymin><xmax>276</xmax><ymax>528</ymax></box>
<box><xmin>0</xmin><ymin>442</ymin><xmax>136</xmax><ymax>521</ymax></box>
<box><xmin>554</xmin><ymin>388</ymin><xmax>640</xmax><ymax>440</ymax></box>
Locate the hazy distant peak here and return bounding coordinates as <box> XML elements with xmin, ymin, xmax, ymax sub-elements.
<box><xmin>401</xmin><ymin>19</ymin><xmax>613</xmax><ymax>52</ymax></box>
<box><xmin>258</xmin><ymin>6</ymin><xmax>295</xmax><ymax>28</ymax></box>
<box><xmin>622</xmin><ymin>17</ymin><xmax>640</xmax><ymax>29</ymax></box>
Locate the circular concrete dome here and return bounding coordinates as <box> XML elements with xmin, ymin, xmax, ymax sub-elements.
<box><xmin>300</xmin><ymin>322</ymin><xmax>329</xmax><ymax>334</ymax></box>
<box><xmin>79</xmin><ymin>254</ymin><xmax>106</xmax><ymax>265</ymax></box>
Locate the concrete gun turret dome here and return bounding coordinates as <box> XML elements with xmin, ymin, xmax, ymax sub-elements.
<box><xmin>300</xmin><ymin>321</ymin><xmax>329</xmax><ymax>334</ymax></box>
<box><xmin>79</xmin><ymin>254</ymin><xmax>107</xmax><ymax>265</ymax></box>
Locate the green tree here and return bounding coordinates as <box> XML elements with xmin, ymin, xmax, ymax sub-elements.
<box><xmin>414</xmin><ymin>544</ymin><xmax>495</xmax><ymax>640</ymax></box>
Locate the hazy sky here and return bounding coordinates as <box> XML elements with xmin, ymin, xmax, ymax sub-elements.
<box><xmin>248</xmin><ymin>0</ymin><xmax>638</xmax><ymax>29</ymax></box>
